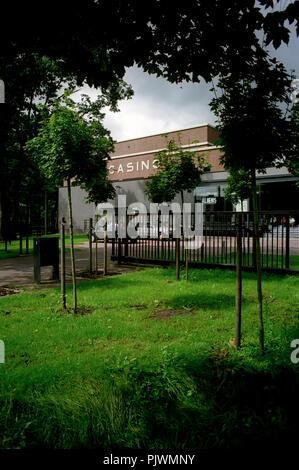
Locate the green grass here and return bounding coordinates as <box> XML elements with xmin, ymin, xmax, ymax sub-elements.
<box><xmin>0</xmin><ymin>234</ymin><xmax>89</xmax><ymax>260</ymax></box>
<box><xmin>156</xmin><ymin>248</ymin><xmax>299</xmax><ymax>270</ymax></box>
<box><xmin>198</xmin><ymin>253</ymin><xmax>299</xmax><ymax>270</ymax></box>
<box><xmin>0</xmin><ymin>267</ymin><xmax>298</xmax><ymax>449</ymax></box>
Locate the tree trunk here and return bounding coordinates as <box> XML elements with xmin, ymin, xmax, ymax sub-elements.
<box><xmin>175</xmin><ymin>237</ymin><xmax>180</xmax><ymax>280</ymax></box>
<box><xmin>60</xmin><ymin>219</ymin><xmax>66</xmax><ymax>309</ymax></box>
<box><xmin>181</xmin><ymin>190</ymin><xmax>189</xmax><ymax>280</ymax></box>
<box><xmin>235</xmin><ymin>212</ymin><xmax>242</xmax><ymax>348</ymax></box>
<box><xmin>95</xmin><ymin>215</ymin><xmax>98</xmax><ymax>274</ymax></box>
<box><xmin>44</xmin><ymin>190</ymin><xmax>48</xmax><ymax>235</ymax></box>
<box><xmin>0</xmin><ymin>191</ymin><xmax>2</xmax><ymax>239</ymax></box>
<box><xmin>25</xmin><ymin>203</ymin><xmax>29</xmax><ymax>254</ymax></box>
<box><xmin>67</xmin><ymin>178</ymin><xmax>77</xmax><ymax>313</ymax></box>
<box><xmin>251</xmin><ymin>169</ymin><xmax>264</xmax><ymax>354</ymax></box>
<box><xmin>185</xmin><ymin>249</ymin><xmax>189</xmax><ymax>281</ymax></box>
<box><xmin>89</xmin><ymin>217</ymin><xmax>93</xmax><ymax>273</ymax></box>
<box><xmin>104</xmin><ymin>220</ymin><xmax>108</xmax><ymax>276</ymax></box>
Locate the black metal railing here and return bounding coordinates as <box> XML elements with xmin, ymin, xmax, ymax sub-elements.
<box><xmin>110</xmin><ymin>211</ymin><xmax>299</xmax><ymax>272</ymax></box>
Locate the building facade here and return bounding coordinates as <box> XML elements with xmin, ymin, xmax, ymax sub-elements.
<box><xmin>58</xmin><ymin>124</ymin><xmax>298</xmax><ymax>232</ymax></box>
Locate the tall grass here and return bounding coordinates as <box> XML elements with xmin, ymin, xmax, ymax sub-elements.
<box><xmin>0</xmin><ymin>267</ymin><xmax>298</xmax><ymax>448</ymax></box>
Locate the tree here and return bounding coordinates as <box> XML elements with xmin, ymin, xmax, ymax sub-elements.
<box><xmin>0</xmin><ymin>49</ymin><xmax>133</xmax><ymax>241</ymax></box>
<box><xmin>285</xmin><ymin>103</ymin><xmax>299</xmax><ymax>184</ymax></box>
<box><xmin>1</xmin><ymin>1</ymin><xmax>297</xmax><ymax>87</ymax></box>
<box><xmin>146</xmin><ymin>136</ymin><xmax>210</xmax><ymax>279</ymax></box>
<box><xmin>223</xmin><ymin>169</ymin><xmax>252</xmax><ymax>207</ymax></box>
<box><xmin>25</xmin><ymin>98</ymin><xmax>116</xmax><ymax>312</ymax></box>
<box><xmin>0</xmin><ymin>53</ymin><xmax>78</xmax><ymax>240</ymax></box>
<box><xmin>146</xmin><ymin>137</ymin><xmax>210</xmax><ymax>204</ymax></box>
<box><xmin>210</xmin><ymin>54</ymin><xmax>296</xmax><ymax>354</ymax></box>
<box><xmin>2</xmin><ymin>1</ymin><xmax>297</xmax><ymax>238</ymax></box>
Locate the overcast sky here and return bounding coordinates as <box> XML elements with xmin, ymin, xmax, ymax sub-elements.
<box><xmin>77</xmin><ymin>22</ymin><xmax>299</xmax><ymax>143</ymax></box>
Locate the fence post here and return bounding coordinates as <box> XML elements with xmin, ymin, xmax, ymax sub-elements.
<box><xmin>19</xmin><ymin>231</ymin><xmax>23</xmax><ymax>255</ymax></box>
<box><xmin>61</xmin><ymin>219</ymin><xmax>66</xmax><ymax>309</ymax></box>
<box><xmin>95</xmin><ymin>217</ymin><xmax>98</xmax><ymax>275</ymax></box>
<box><xmin>103</xmin><ymin>220</ymin><xmax>108</xmax><ymax>276</ymax></box>
<box><xmin>252</xmin><ymin>212</ymin><xmax>256</xmax><ymax>270</ymax></box>
<box><xmin>175</xmin><ymin>237</ymin><xmax>180</xmax><ymax>281</ymax></box>
<box><xmin>25</xmin><ymin>234</ymin><xmax>29</xmax><ymax>254</ymax></box>
<box><xmin>118</xmin><ymin>238</ymin><xmax>122</xmax><ymax>265</ymax></box>
<box><xmin>33</xmin><ymin>238</ymin><xmax>41</xmax><ymax>284</ymax></box>
<box><xmin>200</xmin><ymin>242</ymin><xmax>204</xmax><ymax>261</ymax></box>
<box><xmin>26</xmin><ymin>204</ymin><xmax>29</xmax><ymax>254</ymax></box>
<box><xmin>221</xmin><ymin>240</ymin><xmax>226</xmax><ymax>259</ymax></box>
<box><xmin>285</xmin><ymin>216</ymin><xmax>290</xmax><ymax>269</ymax></box>
<box><xmin>185</xmin><ymin>247</ymin><xmax>189</xmax><ymax>281</ymax></box>
<box><xmin>89</xmin><ymin>217</ymin><xmax>93</xmax><ymax>273</ymax></box>
<box><xmin>235</xmin><ymin>213</ymin><xmax>242</xmax><ymax>349</ymax></box>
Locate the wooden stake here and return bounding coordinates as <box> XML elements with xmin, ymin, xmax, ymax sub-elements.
<box><xmin>67</xmin><ymin>178</ymin><xmax>77</xmax><ymax>313</ymax></box>
<box><xmin>89</xmin><ymin>217</ymin><xmax>93</xmax><ymax>274</ymax></box>
<box><xmin>235</xmin><ymin>213</ymin><xmax>242</xmax><ymax>348</ymax></box>
<box><xmin>61</xmin><ymin>219</ymin><xmax>66</xmax><ymax>309</ymax></box>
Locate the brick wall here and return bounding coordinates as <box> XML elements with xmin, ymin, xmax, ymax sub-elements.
<box><xmin>109</xmin><ymin>125</ymin><xmax>224</xmax><ymax>182</ymax></box>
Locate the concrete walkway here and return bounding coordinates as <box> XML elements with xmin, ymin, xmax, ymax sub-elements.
<box><xmin>0</xmin><ymin>242</ymin><xmax>137</xmax><ymax>290</ymax></box>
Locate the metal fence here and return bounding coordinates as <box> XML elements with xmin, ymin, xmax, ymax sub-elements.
<box><xmin>110</xmin><ymin>211</ymin><xmax>299</xmax><ymax>272</ymax></box>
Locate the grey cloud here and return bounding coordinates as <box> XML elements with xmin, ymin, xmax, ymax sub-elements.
<box><xmin>78</xmin><ymin>22</ymin><xmax>298</xmax><ymax>142</ymax></box>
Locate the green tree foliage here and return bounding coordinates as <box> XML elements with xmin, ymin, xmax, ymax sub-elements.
<box><xmin>1</xmin><ymin>1</ymin><xmax>298</xmax><ymax>242</ymax></box>
<box><xmin>1</xmin><ymin>1</ymin><xmax>297</xmax><ymax>86</ymax></box>
<box><xmin>25</xmin><ymin>99</ymin><xmax>117</xmax><ymax>312</ymax></box>
<box><xmin>261</xmin><ymin>0</ymin><xmax>299</xmax><ymax>48</ymax></box>
<box><xmin>0</xmin><ymin>52</ymin><xmax>132</xmax><ymax>239</ymax></box>
<box><xmin>26</xmin><ymin>95</ymin><xmax>119</xmax><ymax>200</ymax></box>
<box><xmin>145</xmin><ymin>137</ymin><xmax>210</xmax><ymax>203</ymax></box>
<box><xmin>1</xmin><ymin>1</ymin><xmax>298</xmax><ymax>238</ymax></box>
<box><xmin>224</xmin><ymin>169</ymin><xmax>253</xmax><ymax>205</ymax></box>
<box><xmin>210</xmin><ymin>56</ymin><xmax>295</xmax><ymax>174</ymax></box>
<box><xmin>145</xmin><ymin>136</ymin><xmax>210</xmax><ymax>281</ymax></box>
<box><xmin>285</xmin><ymin>103</ymin><xmax>299</xmax><ymax>184</ymax></box>
<box><xmin>210</xmin><ymin>53</ymin><xmax>296</xmax><ymax>354</ymax></box>
<box><xmin>0</xmin><ymin>53</ymin><xmax>77</xmax><ymax>239</ymax></box>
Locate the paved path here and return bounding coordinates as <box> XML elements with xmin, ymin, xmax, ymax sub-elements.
<box><xmin>0</xmin><ymin>242</ymin><xmax>136</xmax><ymax>289</ymax></box>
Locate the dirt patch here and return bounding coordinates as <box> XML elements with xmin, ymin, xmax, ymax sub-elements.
<box><xmin>77</xmin><ymin>268</ymin><xmax>140</xmax><ymax>280</ymax></box>
<box><xmin>82</xmin><ymin>272</ymin><xmax>121</xmax><ymax>280</ymax></box>
<box><xmin>129</xmin><ymin>303</ymin><xmax>148</xmax><ymax>310</ymax></box>
<box><xmin>77</xmin><ymin>271</ymin><xmax>105</xmax><ymax>279</ymax></box>
<box><xmin>0</xmin><ymin>286</ymin><xmax>24</xmax><ymax>297</ymax></box>
<box><xmin>147</xmin><ymin>307</ymin><xmax>196</xmax><ymax>320</ymax></box>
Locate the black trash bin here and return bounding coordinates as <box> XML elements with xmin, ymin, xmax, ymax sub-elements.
<box><xmin>34</xmin><ymin>237</ymin><xmax>59</xmax><ymax>283</ymax></box>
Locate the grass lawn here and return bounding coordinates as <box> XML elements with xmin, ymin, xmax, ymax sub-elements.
<box><xmin>0</xmin><ymin>267</ymin><xmax>298</xmax><ymax>449</ymax></box>
<box><xmin>198</xmin><ymin>253</ymin><xmax>299</xmax><ymax>270</ymax></box>
<box><xmin>0</xmin><ymin>234</ymin><xmax>89</xmax><ymax>260</ymax></box>
<box><xmin>158</xmin><ymin>248</ymin><xmax>299</xmax><ymax>270</ymax></box>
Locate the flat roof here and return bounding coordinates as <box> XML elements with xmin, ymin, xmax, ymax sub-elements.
<box><xmin>115</xmin><ymin>123</ymin><xmax>215</xmax><ymax>144</ymax></box>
